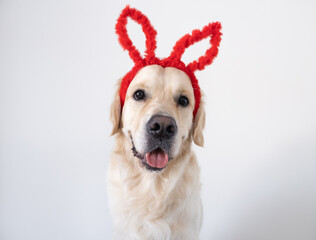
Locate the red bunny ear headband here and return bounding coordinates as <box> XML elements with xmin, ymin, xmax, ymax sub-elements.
<box><xmin>116</xmin><ymin>6</ymin><xmax>222</xmax><ymax>117</ymax></box>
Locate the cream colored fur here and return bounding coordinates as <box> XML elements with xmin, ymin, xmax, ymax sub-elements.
<box><xmin>108</xmin><ymin>65</ymin><xmax>205</xmax><ymax>240</ymax></box>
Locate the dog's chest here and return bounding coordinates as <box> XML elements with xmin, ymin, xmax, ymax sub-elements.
<box><xmin>108</xmin><ymin>155</ymin><xmax>202</xmax><ymax>239</ymax></box>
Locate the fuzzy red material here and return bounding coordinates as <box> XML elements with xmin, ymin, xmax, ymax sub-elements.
<box><xmin>115</xmin><ymin>6</ymin><xmax>222</xmax><ymax>117</ymax></box>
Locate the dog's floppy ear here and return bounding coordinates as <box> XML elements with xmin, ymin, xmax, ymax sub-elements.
<box><xmin>192</xmin><ymin>98</ymin><xmax>205</xmax><ymax>147</ymax></box>
<box><xmin>110</xmin><ymin>80</ymin><xmax>122</xmax><ymax>135</ymax></box>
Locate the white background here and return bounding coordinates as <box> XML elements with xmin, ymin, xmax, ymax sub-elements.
<box><xmin>1</xmin><ymin>0</ymin><xmax>316</xmax><ymax>239</ymax></box>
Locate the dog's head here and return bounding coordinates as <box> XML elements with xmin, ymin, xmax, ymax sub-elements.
<box><xmin>111</xmin><ymin>65</ymin><xmax>205</xmax><ymax>171</ymax></box>
<box><xmin>110</xmin><ymin>6</ymin><xmax>221</xmax><ymax>172</ymax></box>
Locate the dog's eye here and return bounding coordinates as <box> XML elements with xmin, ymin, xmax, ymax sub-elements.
<box><xmin>133</xmin><ymin>90</ymin><xmax>146</xmax><ymax>101</ymax></box>
<box><xmin>178</xmin><ymin>96</ymin><xmax>189</xmax><ymax>107</ymax></box>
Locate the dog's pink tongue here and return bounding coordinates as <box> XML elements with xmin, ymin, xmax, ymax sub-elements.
<box><xmin>146</xmin><ymin>150</ymin><xmax>168</xmax><ymax>168</ymax></box>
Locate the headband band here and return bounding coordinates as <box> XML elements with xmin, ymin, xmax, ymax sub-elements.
<box><xmin>116</xmin><ymin>6</ymin><xmax>222</xmax><ymax>117</ymax></box>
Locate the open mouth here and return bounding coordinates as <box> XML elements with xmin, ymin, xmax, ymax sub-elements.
<box><xmin>145</xmin><ymin>148</ymin><xmax>169</xmax><ymax>169</ymax></box>
<box><xmin>131</xmin><ymin>139</ymin><xmax>169</xmax><ymax>172</ymax></box>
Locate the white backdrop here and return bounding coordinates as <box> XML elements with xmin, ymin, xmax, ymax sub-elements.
<box><xmin>1</xmin><ymin>0</ymin><xmax>316</xmax><ymax>239</ymax></box>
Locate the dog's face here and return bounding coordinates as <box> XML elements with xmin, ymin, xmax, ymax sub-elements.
<box><xmin>111</xmin><ymin>65</ymin><xmax>205</xmax><ymax>172</ymax></box>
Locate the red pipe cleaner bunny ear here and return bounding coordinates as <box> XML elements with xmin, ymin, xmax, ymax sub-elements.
<box><xmin>115</xmin><ymin>5</ymin><xmax>158</xmax><ymax>65</ymax></box>
<box><xmin>164</xmin><ymin>22</ymin><xmax>222</xmax><ymax>117</ymax></box>
<box><xmin>168</xmin><ymin>22</ymin><xmax>222</xmax><ymax>72</ymax></box>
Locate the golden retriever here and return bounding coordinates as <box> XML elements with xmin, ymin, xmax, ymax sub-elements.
<box><xmin>108</xmin><ymin>65</ymin><xmax>205</xmax><ymax>240</ymax></box>
<box><xmin>108</xmin><ymin>6</ymin><xmax>221</xmax><ymax>240</ymax></box>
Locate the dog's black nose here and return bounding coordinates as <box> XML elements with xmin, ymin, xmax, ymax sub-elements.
<box><xmin>147</xmin><ymin>115</ymin><xmax>177</xmax><ymax>139</ymax></box>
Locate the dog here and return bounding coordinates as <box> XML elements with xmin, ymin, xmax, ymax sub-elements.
<box><xmin>108</xmin><ymin>65</ymin><xmax>205</xmax><ymax>240</ymax></box>
<box><xmin>107</xmin><ymin>6</ymin><xmax>221</xmax><ymax>240</ymax></box>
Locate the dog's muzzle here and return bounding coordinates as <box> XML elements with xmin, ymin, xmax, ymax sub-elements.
<box><xmin>142</xmin><ymin>115</ymin><xmax>177</xmax><ymax>170</ymax></box>
<box><xmin>132</xmin><ymin>115</ymin><xmax>178</xmax><ymax>172</ymax></box>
